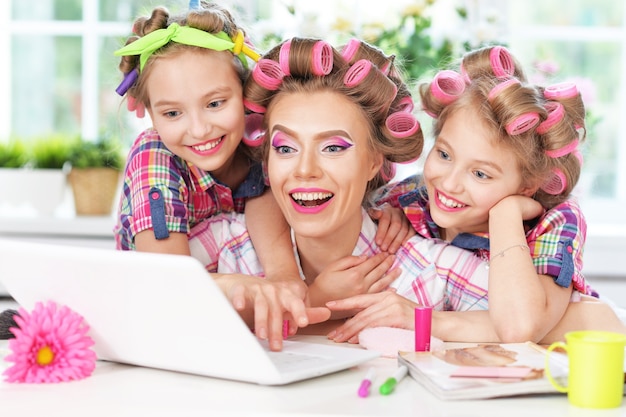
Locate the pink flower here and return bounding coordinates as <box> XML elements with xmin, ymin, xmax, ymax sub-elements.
<box><xmin>3</xmin><ymin>301</ymin><xmax>96</xmax><ymax>383</ymax></box>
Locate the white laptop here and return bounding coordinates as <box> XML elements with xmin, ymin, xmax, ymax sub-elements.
<box><xmin>0</xmin><ymin>238</ymin><xmax>378</xmax><ymax>385</ymax></box>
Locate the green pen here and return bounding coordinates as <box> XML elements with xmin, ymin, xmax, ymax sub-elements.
<box><xmin>379</xmin><ymin>365</ymin><xmax>408</xmax><ymax>395</ymax></box>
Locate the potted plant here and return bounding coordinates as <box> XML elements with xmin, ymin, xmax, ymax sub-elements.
<box><xmin>0</xmin><ymin>136</ymin><xmax>72</xmax><ymax>216</ymax></box>
<box><xmin>66</xmin><ymin>136</ymin><xmax>125</xmax><ymax>216</ymax></box>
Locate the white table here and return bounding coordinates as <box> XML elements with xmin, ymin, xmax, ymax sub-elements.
<box><xmin>1</xmin><ymin>336</ymin><xmax>624</xmax><ymax>417</ymax></box>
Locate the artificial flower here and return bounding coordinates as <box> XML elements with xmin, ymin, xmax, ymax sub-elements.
<box><xmin>3</xmin><ymin>301</ymin><xmax>96</xmax><ymax>383</ymax></box>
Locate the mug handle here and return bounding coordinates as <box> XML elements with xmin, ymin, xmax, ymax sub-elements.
<box><xmin>545</xmin><ymin>342</ymin><xmax>568</xmax><ymax>393</ymax></box>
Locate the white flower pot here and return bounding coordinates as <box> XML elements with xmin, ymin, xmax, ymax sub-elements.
<box><xmin>0</xmin><ymin>168</ymin><xmax>67</xmax><ymax>216</ymax></box>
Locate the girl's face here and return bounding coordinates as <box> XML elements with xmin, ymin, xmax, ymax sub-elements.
<box><xmin>423</xmin><ymin>106</ymin><xmax>529</xmax><ymax>240</ymax></box>
<box><xmin>145</xmin><ymin>49</ymin><xmax>245</xmax><ymax>176</ymax></box>
<box><xmin>267</xmin><ymin>90</ymin><xmax>382</xmax><ymax>241</ymax></box>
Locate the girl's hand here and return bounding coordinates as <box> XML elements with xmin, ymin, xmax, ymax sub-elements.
<box><xmin>325</xmin><ymin>291</ymin><xmax>417</xmax><ymax>343</ymax></box>
<box><xmin>220</xmin><ymin>275</ymin><xmax>330</xmax><ymax>351</ymax></box>
<box><xmin>307</xmin><ymin>253</ymin><xmax>401</xmax><ymax>312</ymax></box>
<box><xmin>490</xmin><ymin>195</ymin><xmax>544</xmax><ymax>222</ymax></box>
<box><xmin>369</xmin><ymin>204</ymin><xmax>416</xmax><ymax>253</ymax></box>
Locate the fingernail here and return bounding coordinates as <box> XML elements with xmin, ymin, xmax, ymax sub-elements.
<box><xmin>326</xmin><ymin>301</ymin><xmax>336</xmax><ymax>307</ymax></box>
<box><xmin>327</xmin><ymin>330</ymin><xmax>336</xmax><ymax>338</ymax></box>
<box><xmin>257</xmin><ymin>327</ymin><xmax>267</xmax><ymax>340</ymax></box>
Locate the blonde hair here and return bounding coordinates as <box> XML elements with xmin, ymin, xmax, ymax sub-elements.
<box><xmin>420</xmin><ymin>46</ymin><xmax>585</xmax><ymax>209</ymax></box>
<box><xmin>243</xmin><ymin>37</ymin><xmax>424</xmax><ymax>198</ymax></box>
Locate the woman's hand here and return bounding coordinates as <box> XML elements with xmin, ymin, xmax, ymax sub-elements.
<box><xmin>369</xmin><ymin>204</ymin><xmax>416</xmax><ymax>253</ymax></box>
<box><xmin>217</xmin><ymin>274</ymin><xmax>330</xmax><ymax>351</ymax></box>
<box><xmin>325</xmin><ymin>291</ymin><xmax>417</xmax><ymax>343</ymax></box>
<box><xmin>307</xmin><ymin>253</ymin><xmax>401</xmax><ymax>315</ymax></box>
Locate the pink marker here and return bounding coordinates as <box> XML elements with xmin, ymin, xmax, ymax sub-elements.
<box><xmin>357</xmin><ymin>367</ymin><xmax>376</xmax><ymax>398</ymax></box>
<box><xmin>414</xmin><ymin>306</ymin><xmax>432</xmax><ymax>352</ymax></box>
<box><xmin>282</xmin><ymin>319</ymin><xmax>289</xmax><ymax>339</ymax></box>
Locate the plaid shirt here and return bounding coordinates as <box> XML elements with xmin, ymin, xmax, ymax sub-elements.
<box><xmin>114</xmin><ymin>128</ymin><xmax>265</xmax><ymax>250</ymax></box>
<box><xmin>188</xmin><ymin>209</ymin><xmax>489</xmax><ymax>311</ymax></box>
<box><xmin>373</xmin><ymin>175</ymin><xmax>595</xmax><ymax>297</ymax></box>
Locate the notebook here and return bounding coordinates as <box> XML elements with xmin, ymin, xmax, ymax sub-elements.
<box><xmin>0</xmin><ymin>238</ymin><xmax>378</xmax><ymax>385</ymax></box>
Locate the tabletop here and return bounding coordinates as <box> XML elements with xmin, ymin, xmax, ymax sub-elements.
<box><xmin>1</xmin><ymin>336</ymin><xmax>625</xmax><ymax>417</ymax></box>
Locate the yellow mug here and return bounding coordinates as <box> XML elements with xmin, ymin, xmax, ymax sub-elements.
<box><xmin>545</xmin><ymin>330</ymin><xmax>626</xmax><ymax>409</ymax></box>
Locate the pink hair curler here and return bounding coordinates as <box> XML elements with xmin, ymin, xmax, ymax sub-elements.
<box><xmin>423</xmin><ymin>107</ymin><xmax>438</xmax><ymax>119</ymax></box>
<box><xmin>544</xmin><ymin>82</ymin><xmax>579</xmax><ymax>100</ymax></box>
<box><xmin>242</xmin><ymin>113</ymin><xmax>266</xmax><ymax>147</ymax></box>
<box><xmin>397</xmin><ymin>96</ymin><xmax>415</xmax><ymax>113</ymax></box>
<box><xmin>430</xmin><ymin>70</ymin><xmax>465</xmax><ymax>105</ymax></box>
<box><xmin>541</xmin><ymin>168</ymin><xmax>567</xmax><ymax>195</ymax></box>
<box><xmin>490</xmin><ymin>46</ymin><xmax>515</xmax><ymax>79</ymax></box>
<box><xmin>127</xmin><ymin>95</ymin><xmax>145</xmax><ymax>118</ymax></box>
<box><xmin>573</xmin><ymin>149</ymin><xmax>584</xmax><ymax>166</ymax></box>
<box><xmin>505</xmin><ymin>112</ymin><xmax>540</xmax><ymax>136</ymax></box>
<box><xmin>488</xmin><ymin>78</ymin><xmax>520</xmax><ymax>102</ymax></box>
<box><xmin>459</xmin><ymin>62</ymin><xmax>471</xmax><ymax>84</ymax></box>
<box><xmin>536</xmin><ymin>102</ymin><xmax>565</xmax><ymax>135</ymax></box>
<box><xmin>311</xmin><ymin>41</ymin><xmax>333</xmax><ymax>75</ymax></box>
<box><xmin>380</xmin><ymin>161</ymin><xmax>397</xmax><ymax>182</ymax></box>
<box><xmin>341</xmin><ymin>38</ymin><xmax>361</xmax><ymax>63</ymax></box>
<box><xmin>344</xmin><ymin>59</ymin><xmax>373</xmax><ymax>87</ymax></box>
<box><xmin>385</xmin><ymin>112</ymin><xmax>420</xmax><ymax>139</ymax></box>
<box><xmin>546</xmin><ymin>138</ymin><xmax>579</xmax><ymax>159</ymax></box>
<box><xmin>243</xmin><ymin>98</ymin><xmax>266</xmax><ymax>114</ymax></box>
<box><xmin>279</xmin><ymin>40</ymin><xmax>292</xmax><ymax>76</ymax></box>
<box><xmin>252</xmin><ymin>59</ymin><xmax>285</xmax><ymax>91</ymax></box>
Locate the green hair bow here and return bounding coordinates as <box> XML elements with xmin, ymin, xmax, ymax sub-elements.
<box><xmin>114</xmin><ymin>22</ymin><xmax>260</xmax><ymax>71</ymax></box>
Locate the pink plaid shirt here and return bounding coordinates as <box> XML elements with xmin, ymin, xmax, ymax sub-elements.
<box><xmin>188</xmin><ymin>209</ymin><xmax>489</xmax><ymax>311</ymax></box>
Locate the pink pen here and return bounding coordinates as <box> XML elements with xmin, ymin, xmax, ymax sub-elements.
<box><xmin>283</xmin><ymin>319</ymin><xmax>289</xmax><ymax>339</ymax></box>
<box><xmin>414</xmin><ymin>306</ymin><xmax>432</xmax><ymax>352</ymax></box>
<box><xmin>358</xmin><ymin>367</ymin><xmax>376</xmax><ymax>398</ymax></box>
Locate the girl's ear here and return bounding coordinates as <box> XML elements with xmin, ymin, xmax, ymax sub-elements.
<box><xmin>518</xmin><ymin>183</ymin><xmax>539</xmax><ymax>197</ymax></box>
<box><xmin>368</xmin><ymin>152</ymin><xmax>384</xmax><ymax>181</ymax></box>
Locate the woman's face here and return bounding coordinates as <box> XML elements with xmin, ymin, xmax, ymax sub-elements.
<box><xmin>266</xmin><ymin>90</ymin><xmax>382</xmax><ymax>241</ymax></box>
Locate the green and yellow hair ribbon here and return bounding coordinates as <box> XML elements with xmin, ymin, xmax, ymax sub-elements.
<box><xmin>114</xmin><ymin>22</ymin><xmax>260</xmax><ymax>71</ymax></box>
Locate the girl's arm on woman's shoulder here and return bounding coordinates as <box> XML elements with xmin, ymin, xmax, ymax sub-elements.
<box><xmin>245</xmin><ymin>190</ymin><xmax>307</xmax><ymax>299</ymax></box>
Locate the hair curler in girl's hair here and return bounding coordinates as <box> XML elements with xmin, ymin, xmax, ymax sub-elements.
<box><xmin>488</xmin><ymin>78</ymin><xmax>520</xmax><ymax>102</ymax></box>
<box><xmin>242</xmin><ymin>113</ymin><xmax>266</xmax><ymax>147</ymax></box>
<box><xmin>546</xmin><ymin>138</ymin><xmax>579</xmax><ymax>159</ymax></box>
<box><xmin>541</xmin><ymin>168</ymin><xmax>567</xmax><ymax>195</ymax></box>
<box><xmin>243</xmin><ymin>98</ymin><xmax>266</xmax><ymax>114</ymax></box>
<box><xmin>536</xmin><ymin>101</ymin><xmax>565</xmax><ymax>135</ymax></box>
<box><xmin>385</xmin><ymin>112</ymin><xmax>421</xmax><ymax>139</ymax></box>
<box><xmin>505</xmin><ymin>112</ymin><xmax>540</xmax><ymax>136</ymax></box>
<box><xmin>489</xmin><ymin>46</ymin><xmax>516</xmax><ymax>79</ymax></box>
<box><xmin>252</xmin><ymin>59</ymin><xmax>285</xmax><ymax>90</ymax></box>
<box><xmin>127</xmin><ymin>95</ymin><xmax>146</xmax><ymax>118</ymax></box>
<box><xmin>396</xmin><ymin>96</ymin><xmax>415</xmax><ymax>113</ymax></box>
<box><xmin>544</xmin><ymin>82</ymin><xmax>579</xmax><ymax>100</ymax></box>
<box><xmin>430</xmin><ymin>70</ymin><xmax>466</xmax><ymax>104</ymax></box>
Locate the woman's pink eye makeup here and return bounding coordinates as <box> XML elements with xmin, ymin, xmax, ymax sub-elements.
<box><xmin>327</xmin><ymin>137</ymin><xmax>354</xmax><ymax>149</ymax></box>
<box><xmin>270</xmin><ymin>131</ymin><xmax>293</xmax><ymax>148</ymax></box>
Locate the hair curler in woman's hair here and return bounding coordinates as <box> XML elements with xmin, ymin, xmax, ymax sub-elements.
<box><xmin>341</xmin><ymin>38</ymin><xmax>361</xmax><ymax>63</ymax></box>
<box><xmin>490</xmin><ymin>46</ymin><xmax>516</xmax><ymax>79</ymax></box>
<box><xmin>541</xmin><ymin>168</ymin><xmax>567</xmax><ymax>195</ymax></box>
<box><xmin>430</xmin><ymin>70</ymin><xmax>466</xmax><ymax>105</ymax></box>
<box><xmin>252</xmin><ymin>59</ymin><xmax>285</xmax><ymax>90</ymax></box>
<box><xmin>311</xmin><ymin>41</ymin><xmax>333</xmax><ymax>76</ymax></box>
<box><xmin>279</xmin><ymin>40</ymin><xmax>292</xmax><ymax>76</ymax></box>
<box><xmin>505</xmin><ymin>112</ymin><xmax>541</xmax><ymax>136</ymax></box>
<box><xmin>385</xmin><ymin>112</ymin><xmax>421</xmax><ymax>139</ymax></box>
<box><xmin>536</xmin><ymin>101</ymin><xmax>565</xmax><ymax>135</ymax></box>
<box><xmin>242</xmin><ymin>113</ymin><xmax>266</xmax><ymax>147</ymax></box>
<box><xmin>544</xmin><ymin>82</ymin><xmax>579</xmax><ymax>100</ymax></box>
